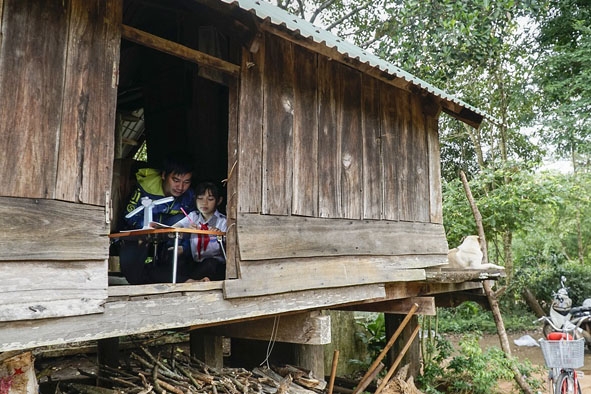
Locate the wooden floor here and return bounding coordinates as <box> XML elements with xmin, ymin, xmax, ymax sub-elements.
<box><xmin>0</xmin><ymin>269</ymin><xmax>501</xmax><ymax>352</ymax></box>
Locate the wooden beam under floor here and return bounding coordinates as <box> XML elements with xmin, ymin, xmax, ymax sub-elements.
<box><xmin>335</xmin><ymin>296</ymin><xmax>436</xmax><ymax>316</ymax></box>
<box><xmin>195</xmin><ymin>311</ymin><xmax>331</xmax><ymax>345</ymax></box>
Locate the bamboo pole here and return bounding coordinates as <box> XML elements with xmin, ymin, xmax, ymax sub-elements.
<box><xmin>327</xmin><ymin>350</ymin><xmax>340</xmax><ymax>394</ymax></box>
<box><xmin>374</xmin><ymin>324</ymin><xmax>420</xmax><ymax>394</ymax></box>
<box><xmin>352</xmin><ymin>303</ymin><xmax>419</xmax><ymax>394</ymax></box>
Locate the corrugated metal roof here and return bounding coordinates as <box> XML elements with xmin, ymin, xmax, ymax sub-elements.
<box><xmin>219</xmin><ymin>0</ymin><xmax>490</xmax><ymax>125</ymax></box>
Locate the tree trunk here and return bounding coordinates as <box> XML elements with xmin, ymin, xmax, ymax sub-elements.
<box><xmin>482</xmin><ymin>281</ymin><xmax>534</xmax><ymax>394</ymax></box>
<box><xmin>460</xmin><ymin>171</ymin><xmax>487</xmax><ymax>263</ymax></box>
<box><xmin>502</xmin><ymin>231</ymin><xmax>513</xmax><ymax>283</ymax></box>
<box><xmin>460</xmin><ymin>171</ymin><xmax>534</xmax><ymax>394</ymax></box>
<box><xmin>522</xmin><ymin>287</ymin><xmax>546</xmax><ymax>318</ymax></box>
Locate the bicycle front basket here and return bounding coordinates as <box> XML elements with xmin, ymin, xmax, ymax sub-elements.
<box><xmin>539</xmin><ymin>338</ymin><xmax>585</xmax><ymax>368</ymax></box>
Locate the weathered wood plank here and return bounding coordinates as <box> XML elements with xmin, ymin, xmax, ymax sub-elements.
<box><xmin>262</xmin><ymin>34</ymin><xmax>293</xmax><ymax>215</ymax></box>
<box><xmin>107</xmin><ymin>281</ymin><xmax>223</xmax><ymax>298</ymax></box>
<box><xmin>292</xmin><ymin>44</ymin><xmax>318</xmax><ymax>217</ymax></box>
<box><xmin>317</xmin><ymin>56</ymin><xmax>340</xmax><ymax>218</ymax></box>
<box><xmin>339</xmin><ymin>63</ymin><xmax>362</xmax><ymax>219</ymax></box>
<box><xmin>198</xmin><ymin>312</ymin><xmax>331</xmax><ymax>345</ymax></box>
<box><xmin>0</xmin><ymin>0</ymin><xmax>67</xmax><ymax>199</ymax></box>
<box><xmin>380</xmin><ymin>87</ymin><xmax>399</xmax><ymax>221</ymax></box>
<box><xmin>0</xmin><ymin>197</ymin><xmax>109</xmax><ymax>261</ymax></box>
<box><xmin>77</xmin><ymin>0</ymin><xmax>123</xmax><ymax>206</ymax></box>
<box><xmin>223</xmin><ymin>259</ymin><xmax>425</xmax><ymax>299</ymax></box>
<box><xmin>361</xmin><ymin>75</ymin><xmax>382</xmax><ymax>220</ymax></box>
<box><xmin>0</xmin><ymin>284</ymin><xmax>386</xmax><ymax>352</ymax></box>
<box><xmin>0</xmin><ymin>261</ymin><xmax>106</xmax><ymax>321</ymax></box>
<box><xmin>237</xmin><ymin>42</ymin><xmax>264</xmax><ymax>213</ymax></box>
<box><xmin>409</xmin><ymin>94</ymin><xmax>430</xmax><ymax>222</ymax></box>
<box><xmin>0</xmin><ymin>298</ymin><xmax>105</xmax><ymax>322</ymax></box>
<box><xmin>385</xmin><ymin>281</ymin><xmax>482</xmax><ymax>299</ymax></box>
<box><xmin>56</xmin><ymin>0</ymin><xmax>120</xmax><ymax>205</ymax></box>
<box><xmin>258</xmin><ymin>25</ymin><xmax>482</xmax><ymax>129</ymax></box>
<box><xmin>237</xmin><ymin>213</ymin><xmax>448</xmax><ymax>260</ymax></box>
<box><xmin>0</xmin><ymin>261</ymin><xmax>106</xmax><ymax>294</ymax></box>
<box><xmin>395</xmin><ymin>89</ymin><xmax>412</xmax><ymax>221</ymax></box>
<box><xmin>227</xmin><ymin>78</ymin><xmax>239</xmax><ymax>278</ymax></box>
<box><xmin>259</xmin><ymin>24</ymin><xmax>411</xmax><ymax>92</ymax></box>
<box><xmin>424</xmin><ymin>267</ymin><xmax>505</xmax><ymax>283</ymax></box>
<box><xmin>121</xmin><ymin>25</ymin><xmax>240</xmax><ymax>76</ymax></box>
<box><xmin>427</xmin><ymin>114</ymin><xmax>443</xmax><ymax>223</ymax></box>
<box><xmin>336</xmin><ymin>296</ymin><xmax>436</xmax><ymax>316</ymax></box>
<box><xmin>190</xmin><ymin>331</ymin><xmax>224</xmax><ymax>369</ymax></box>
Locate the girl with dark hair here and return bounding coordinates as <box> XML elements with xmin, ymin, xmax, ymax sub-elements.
<box><xmin>174</xmin><ymin>181</ymin><xmax>227</xmax><ymax>281</ymax></box>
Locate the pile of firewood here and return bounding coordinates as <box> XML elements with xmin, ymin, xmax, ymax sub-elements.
<box><xmin>55</xmin><ymin>346</ymin><xmax>325</xmax><ymax>394</ymax></box>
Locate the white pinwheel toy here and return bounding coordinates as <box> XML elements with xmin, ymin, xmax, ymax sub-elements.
<box><xmin>125</xmin><ymin>196</ymin><xmax>174</xmax><ymax>229</ymax></box>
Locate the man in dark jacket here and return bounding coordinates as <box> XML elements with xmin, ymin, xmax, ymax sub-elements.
<box><xmin>119</xmin><ymin>152</ymin><xmax>197</xmax><ymax>284</ymax></box>
<box><xmin>123</xmin><ymin>154</ymin><xmax>195</xmax><ymax>229</ymax></box>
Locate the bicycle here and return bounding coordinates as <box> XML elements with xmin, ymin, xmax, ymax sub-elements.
<box><xmin>537</xmin><ymin>315</ymin><xmax>589</xmax><ymax>394</ymax></box>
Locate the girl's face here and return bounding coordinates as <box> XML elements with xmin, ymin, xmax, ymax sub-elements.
<box><xmin>196</xmin><ymin>189</ymin><xmax>220</xmax><ymax>220</ymax></box>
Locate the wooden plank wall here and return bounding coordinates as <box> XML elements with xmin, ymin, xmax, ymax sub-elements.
<box><xmin>241</xmin><ymin>33</ymin><xmax>435</xmax><ymax>223</ymax></box>
<box><xmin>230</xmin><ymin>33</ymin><xmax>446</xmax><ymax>297</ymax></box>
<box><xmin>0</xmin><ymin>197</ymin><xmax>108</xmax><ymax>321</ymax></box>
<box><xmin>0</xmin><ymin>0</ymin><xmax>119</xmax><ymax>321</ymax></box>
<box><xmin>0</xmin><ymin>0</ymin><xmax>120</xmax><ymax>205</ymax></box>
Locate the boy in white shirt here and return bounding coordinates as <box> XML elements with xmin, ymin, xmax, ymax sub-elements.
<box><xmin>174</xmin><ymin>181</ymin><xmax>227</xmax><ymax>281</ymax></box>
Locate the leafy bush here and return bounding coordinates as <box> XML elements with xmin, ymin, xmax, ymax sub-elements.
<box><xmin>417</xmin><ymin>333</ymin><xmax>543</xmax><ymax>394</ymax></box>
<box><xmin>348</xmin><ymin>313</ymin><xmax>386</xmax><ymax>376</ymax></box>
<box><xmin>511</xmin><ymin>261</ymin><xmax>591</xmax><ymax>309</ymax></box>
<box><xmin>437</xmin><ymin>301</ymin><xmax>538</xmax><ymax>334</ymax></box>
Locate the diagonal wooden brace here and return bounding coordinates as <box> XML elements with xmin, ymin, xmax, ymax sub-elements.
<box><xmin>352</xmin><ymin>302</ymin><xmax>419</xmax><ymax>394</ymax></box>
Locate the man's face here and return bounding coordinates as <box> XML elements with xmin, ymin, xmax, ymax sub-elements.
<box><xmin>162</xmin><ymin>172</ymin><xmax>192</xmax><ymax>197</ymax></box>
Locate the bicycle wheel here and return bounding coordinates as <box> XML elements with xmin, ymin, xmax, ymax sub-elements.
<box><xmin>554</xmin><ymin>372</ymin><xmax>582</xmax><ymax>394</ymax></box>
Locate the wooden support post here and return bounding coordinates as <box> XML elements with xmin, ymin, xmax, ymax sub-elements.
<box><xmin>97</xmin><ymin>337</ymin><xmax>119</xmax><ymax>388</ymax></box>
<box><xmin>198</xmin><ymin>312</ymin><xmax>331</xmax><ymax>345</ymax></box>
<box><xmin>97</xmin><ymin>337</ymin><xmax>119</xmax><ymax>368</ymax></box>
<box><xmin>385</xmin><ymin>313</ymin><xmax>420</xmax><ymax>378</ymax></box>
<box><xmin>375</xmin><ymin>325</ymin><xmax>420</xmax><ymax>394</ymax></box>
<box><xmin>352</xmin><ymin>303</ymin><xmax>418</xmax><ymax>394</ymax></box>
<box><xmin>293</xmin><ymin>344</ymin><xmax>325</xmax><ymax>380</ymax></box>
<box><xmin>190</xmin><ymin>330</ymin><xmax>223</xmax><ymax>370</ymax></box>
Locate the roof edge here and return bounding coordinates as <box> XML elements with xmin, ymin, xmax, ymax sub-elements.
<box><xmin>217</xmin><ymin>0</ymin><xmax>493</xmax><ymax>128</ymax></box>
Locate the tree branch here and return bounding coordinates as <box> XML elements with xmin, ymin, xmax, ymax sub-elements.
<box><xmin>325</xmin><ymin>2</ymin><xmax>372</xmax><ymax>31</ymax></box>
<box><xmin>460</xmin><ymin>171</ymin><xmax>534</xmax><ymax>394</ymax></box>
<box><xmin>309</xmin><ymin>0</ymin><xmax>338</xmax><ymax>24</ymax></box>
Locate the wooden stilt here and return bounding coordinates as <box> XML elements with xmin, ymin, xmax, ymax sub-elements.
<box><xmin>374</xmin><ymin>325</ymin><xmax>420</xmax><ymax>394</ymax></box>
<box><xmin>352</xmin><ymin>303</ymin><xmax>419</xmax><ymax>394</ymax></box>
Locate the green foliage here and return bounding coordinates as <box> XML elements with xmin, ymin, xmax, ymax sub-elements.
<box><xmin>437</xmin><ymin>302</ymin><xmax>538</xmax><ymax>334</ymax></box>
<box><xmin>417</xmin><ymin>332</ymin><xmax>543</xmax><ymax>394</ymax></box>
<box><xmin>443</xmin><ymin>164</ymin><xmax>562</xmax><ymax>250</ymax></box>
<box><xmin>417</xmin><ymin>331</ymin><xmax>453</xmax><ymax>394</ymax></box>
<box><xmin>351</xmin><ymin>310</ymin><xmax>542</xmax><ymax>393</ymax></box>
<box><xmin>511</xmin><ymin>261</ymin><xmax>591</xmax><ymax>309</ymax></box>
<box><xmin>348</xmin><ymin>313</ymin><xmax>386</xmax><ymax>375</ymax></box>
<box><xmin>534</xmin><ymin>1</ymin><xmax>591</xmax><ymax>168</ymax></box>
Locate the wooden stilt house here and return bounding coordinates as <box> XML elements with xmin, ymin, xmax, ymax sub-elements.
<box><xmin>0</xmin><ymin>0</ymin><xmax>492</xmax><ymax>375</ymax></box>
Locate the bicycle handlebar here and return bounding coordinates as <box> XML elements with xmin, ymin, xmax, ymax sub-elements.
<box><xmin>536</xmin><ymin>314</ymin><xmax>591</xmax><ymax>333</ymax></box>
